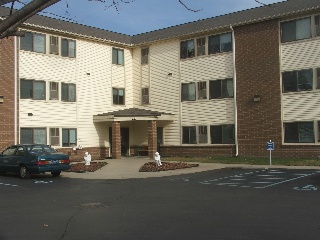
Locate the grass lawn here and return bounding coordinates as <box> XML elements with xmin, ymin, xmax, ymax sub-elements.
<box><xmin>162</xmin><ymin>156</ymin><xmax>320</xmax><ymax>166</ymax></box>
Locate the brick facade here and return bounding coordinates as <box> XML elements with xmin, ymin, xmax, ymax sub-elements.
<box><xmin>148</xmin><ymin>120</ymin><xmax>157</xmax><ymax>159</ymax></box>
<box><xmin>112</xmin><ymin>122</ymin><xmax>121</xmax><ymax>159</ymax></box>
<box><xmin>0</xmin><ymin>37</ymin><xmax>17</xmax><ymax>151</ymax></box>
<box><xmin>56</xmin><ymin>147</ymin><xmax>109</xmax><ymax>162</ymax></box>
<box><xmin>235</xmin><ymin>19</ymin><xmax>320</xmax><ymax>158</ymax></box>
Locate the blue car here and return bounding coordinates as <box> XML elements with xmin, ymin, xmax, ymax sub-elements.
<box><xmin>0</xmin><ymin>144</ymin><xmax>71</xmax><ymax>179</ymax></box>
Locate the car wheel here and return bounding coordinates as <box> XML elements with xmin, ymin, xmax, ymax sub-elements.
<box><xmin>51</xmin><ymin>171</ymin><xmax>61</xmax><ymax>177</ymax></box>
<box><xmin>19</xmin><ymin>166</ymin><xmax>30</xmax><ymax>179</ymax></box>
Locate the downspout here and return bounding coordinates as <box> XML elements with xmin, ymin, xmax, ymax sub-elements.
<box><xmin>14</xmin><ymin>36</ymin><xmax>18</xmax><ymax>144</ymax></box>
<box><xmin>230</xmin><ymin>26</ymin><xmax>238</xmax><ymax>156</ymax></box>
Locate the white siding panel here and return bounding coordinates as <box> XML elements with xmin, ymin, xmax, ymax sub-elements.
<box><xmin>180</xmin><ymin>53</ymin><xmax>233</xmax><ymax>82</ymax></box>
<box><xmin>181</xmin><ymin>99</ymin><xmax>235</xmax><ymax>125</ymax></box>
<box><xmin>283</xmin><ymin>91</ymin><xmax>320</xmax><ymax>121</ymax></box>
<box><xmin>282</xmin><ymin>39</ymin><xmax>320</xmax><ymax>71</ymax></box>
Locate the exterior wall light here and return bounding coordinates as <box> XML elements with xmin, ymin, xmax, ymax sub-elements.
<box><xmin>0</xmin><ymin>96</ymin><xmax>3</xmax><ymax>103</ymax></box>
<box><xmin>253</xmin><ymin>94</ymin><xmax>261</xmax><ymax>102</ymax></box>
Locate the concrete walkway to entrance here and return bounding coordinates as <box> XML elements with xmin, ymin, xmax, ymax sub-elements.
<box><xmin>62</xmin><ymin>156</ymin><xmax>320</xmax><ymax>180</ymax></box>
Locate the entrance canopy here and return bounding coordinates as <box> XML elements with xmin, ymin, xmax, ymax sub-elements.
<box><xmin>93</xmin><ymin>108</ymin><xmax>175</xmax><ymax>122</ymax></box>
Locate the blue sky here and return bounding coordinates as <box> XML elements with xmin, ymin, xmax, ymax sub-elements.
<box><xmin>7</xmin><ymin>0</ymin><xmax>285</xmax><ymax>35</ymax></box>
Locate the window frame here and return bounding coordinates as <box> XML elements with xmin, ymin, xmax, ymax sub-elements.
<box><xmin>50</xmin><ymin>82</ymin><xmax>59</xmax><ymax>100</ymax></box>
<box><xmin>141</xmin><ymin>47</ymin><xmax>149</xmax><ymax>64</ymax></box>
<box><xmin>113</xmin><ymin>88</ymin><xmax>125</xmax><ymax>105</ymax></box>
<box><xmin>141</xmin><ymin>87</ymin><xmax>149</xmax><ymax>104</ymax></box>
<box><xmin>196</xmin><ymin>37</ymin><xmax>206</xmax><ymax>56</ymax></box>
<box><xmin>282</xmin><ymin>69</ymin><xmax>313</xmax><ymax>93</ymax></box>
<box><xmin>50</xmin><ymin>128</ymin><xmax>60</xmax><ymax>146</ymax></box>
<box><xmin>62</xmin><ymin>128</ymin><xmax>77</xmax><ymax>147</ymax></box>
<box><xmin>182</xmin><ymin>126</ymin><xmax>197</xmax><ymax>144</ymax></box>
<box><xmin>61</xmin><ymin>38</ymin><xmax>76</xmax><ymax>58</ymax></box>
<box><xmin>112</xmin><ymin>48</ymin><xmax>124</xmax><ymax>65</ymax></box>
<box><xmin>208</xmin><ymin>32</ymin><xmax>232</xmax><ymax>54</ymax></box>
<box><xmin>61</xmin><ymin>83</ymin><xmax>76</xmax><ymax>102</ymax></box>
<box><xmin>209</xmin><ymin>78</ymin><xmax>234</xmax><ymax>99</ymax></box>
<box><xmin>20</xmin><ymin>31</ymin><xmax>46</xmax><ymax>54</ymax></box>
<box><xmin>20</xmin><ymin>79</ymin><xmax>46</xmax><ymax>100</ymax></box>
<box><xmin>197</xmin><ymin>81</ymin><xmax>207</xmax><ymax>100</ymax></box>
<box><xmin>284</xmin><ymin>122</ymin><xmax>315</xmax><ymax>143</ymax></box>
<box><xmin>180</xmin><ymin>39</ymin><xmax>195</xmax><ymax>59</ymax></box>
<box><xmin>198</xmin><ymin>126</ymin><xmax>208</xmax><ymax>143</ymax></box>
<box><xmin>20</xmin><ymin>128</ymin><xmax>47</xmax><ymax>144</ymax></box>
<box><xmin>281</xmin><ymin>17</ymin><xmax>311</xmax><ymax>43</ymax></box>
<box><xmin>210</xmin><ymin>124</ymin><xmax>235</xmax><ymax>144</ymax></box>
<box><xmin>181</xmin><ymin>82</ymin><xmax>196</xmax><ymax>101</ymax></box>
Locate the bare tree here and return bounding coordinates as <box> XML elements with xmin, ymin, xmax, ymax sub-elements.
<box><xmin>0</xmin><ymin>0</ymin><xmax>61</xmax><ymax>38</ymax></box>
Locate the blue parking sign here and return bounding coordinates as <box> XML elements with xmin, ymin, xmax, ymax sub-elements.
<box><xmin>267</xmin><ymin>142</ymin><xmax>274</xmax><ymax>150</ymax></box>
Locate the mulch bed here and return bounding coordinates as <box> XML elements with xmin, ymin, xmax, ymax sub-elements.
<box><xmin>139</xmin><ymin>162</ymin><xmax>199</xmax><ymax>172</ymax></box>
<box><xmin>67</xmin><ymin>162</ymin><xmax>108</xmax><ymax>173</ymax></box>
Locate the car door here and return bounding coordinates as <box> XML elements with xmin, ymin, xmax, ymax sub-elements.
<box><xmin>11</xmin><ymin>146</ymin><xmax>26</xmax><ymax>172</ymax></box>
<box><xmin>0</xmin><ymin>146</ymin><xmax>18</xmax><ymax>172</ymax></box>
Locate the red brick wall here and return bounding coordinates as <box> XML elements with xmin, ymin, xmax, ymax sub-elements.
<box><xmin>235</xmin><ymin>19</ymin><xmax>320</xmax><ymax>158</ymax></box>
<box><xmin>56</xmin><ymin>147</ymin><xmax>110</xmax><ymax>162</ymax></box>
<box><xmin>235</xmin><ymin>19</ymin><xmax>282</xmax><ymax>157</ymax></box>
<box><xmin>112</xmin><ymin>122</ymin><xmax>121</xmax><ymax>159</ymax></box>
<box><xmin>0</xmin><ymin>37</ymin><xmax>17</xmax><ymax>151</ymax></box>
<box><xmin>159</xmin><ymin>145</ymin><xmax>235</xmax><ymax>158</ymax></box>
<box><xmin>148</xmin><ymin>120</ymin><xmax>157</xmax><ymax>158</ymax></box>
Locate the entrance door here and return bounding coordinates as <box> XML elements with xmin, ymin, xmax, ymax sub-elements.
<box><xmin>121</xmin><ymin>128</ymin><xmax>129</xmax><ymax>156</ymax></box>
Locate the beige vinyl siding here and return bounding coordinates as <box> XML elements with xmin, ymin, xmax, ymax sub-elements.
<box><xmin>19</xmin><ymin>38</ymin><xmax>134</xmax><ymax>148</ymax></box>
<box><xmin>181</xmin><ymin>99</ymin><xmax>234</xmax><ymax>125</ymax></box>
<box><xmin>180</xmin><ymin>53</ymin><xmax>233</xmax><ymax>82</ymax></box>
<box><xmin>281</xmin><ymin>39</ymin><xmax>320</xmax><ymax>122</ymax></box>
<box><xmin>180</xmin><ymin>53</ymin><xmax>234</xmax><ymax>127</ymax></box>
<box><xmin>281</xmin><ymin>39</ymin><xmax>320</xmax><ymax>71</ymax></box>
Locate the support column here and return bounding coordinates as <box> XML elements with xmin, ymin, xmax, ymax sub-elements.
<box><xmin>148</xmin><ymin>120</ymin><xmax>157</xmax><ymax>159</ymax></box>
<box><xmin>112</xmin><ymin>122</ymin><xmax>121</xmax><ymax>159</ymax></box>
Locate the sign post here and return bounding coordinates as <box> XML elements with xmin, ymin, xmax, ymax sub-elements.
<box><xmin>266</xmin><ymin>140</ymin><xmax>274</xmax><ymax>165</ymax></box>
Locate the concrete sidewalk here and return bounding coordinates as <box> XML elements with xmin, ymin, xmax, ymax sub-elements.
<box><xmin>62</xmin><ymin>156</ymin><xmax>320</xmax><ymax>180</ymax></box>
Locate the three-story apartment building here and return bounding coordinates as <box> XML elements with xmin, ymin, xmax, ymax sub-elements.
<box><xmin>1</xmin><ymin>0</ymin><xmax>320</xmax><ymax>161</ymax></box>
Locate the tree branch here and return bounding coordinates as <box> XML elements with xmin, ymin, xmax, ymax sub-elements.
<box><xmin>0</xmin><ymin>0</ymin><xmax>61</xmax><ymax>39</ymax></box>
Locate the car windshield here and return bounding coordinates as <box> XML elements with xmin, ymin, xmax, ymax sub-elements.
<box><xmin>27</xmin><ymin>145</ymin><xmax>57</xmax><ymax>154</ymax></box>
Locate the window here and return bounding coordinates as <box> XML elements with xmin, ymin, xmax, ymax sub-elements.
<box><xmin>20</xmin><ymin>79</ymin><xmax>45</xmax><ymax>100</ymax></box>
<box><xmin>182</xmin><ymin>126</ymin><xmax>196</xmax><ymax>144</ymax></box>
<box><xmin>315</xmin><ymin>15</ymin><xmax>320</xmax><ymax>36</ymax></box>
<box><xmin>198</xmin><ymin>126</ymin><xmax>208</xmax><ymax>143</ymax></box>
<box><xmin>197</xmin><ymin>81</ymin><xmax>207</xmax><ymax>99</ymax></box>
<box><xmin>142</xmin><ymin>88</ymin><xmax>149</xmax><ymax>104</ymax></box>
<box><xmin>112</xmin><ymin>48</ymin><xmax>124</xmax><ymax>65</ymax></box>
<box><xmin>284</xmin><ymin>122</ymin><xmax>314</xmax><ymax>143</ymax></box>
<box><xmin>61</xmin><ymin>38</ymin><xmax>76</xmax><ymax>58</ymax></box>
<box><xmin>141</xmin><ymin>48</ymin><xmax>149</xmax><ymax>64</ymax></box>
<box><xmin>180</xmin><ymin>39</ymin><xmax>195</xmax><ymax>59</ymax></box>
<box><xmin>61</xmin><ymin>83</ymin><xmax>76</xmax><ymax>102</ymax></box>
<box><xmin>157</xmin><ymin>127</ymin><xmax>163</xmax><ymax>145</ymax></box>
<box><xmin>281</xmin><ymin>17</ymin><xmax>311</xmax><ymax>43</ymax></box>
<box><xmin>49</xmin><ymin>36</ymin><xmax>59</xmax><ymax>55</ymax></box>
<box><xmin>113</xmin><ymin>88</ymin><xmax>125</xmax><ymax>105</ymax></box>
<box><xmin>20</xmin><ymin>31</ymin><xmax>46</xmax><ymax>53</ymax></box>
<box><xmin>209</xmin><ymin>32</ymin><xmax>232</xmax><ymax>54</ymax></box>
<box><xmin>196</xmin><ymin>37</ymin><xmax>206</xmax><ymax>56</ymax></box>
<box><xmin>20</xmin><ymin>128</ymin><xmax>47</xmax><ymax>144</ymax></box>
<box><xmin>2</xmin><ymin>146</ymin><xmax>17</xmax><ymax>156</ymax></box>
<box><xmin>210</xmin><ymin>125</ymin><xmax>235</xmax><ymax>144</ymax></box>
<box><xmin>50</xmin><ymin>128</ymin><xmax>59</xmax><ymax>146</ymax></box>
<box><xmin>209</xmin><ymin>79</ymin><xmax>233</xmax><ymax>99</ymax></box>
<box><xmin>62</xmin><ymin>129</ymin><xmax>77</xmax><ymax>147</ymax></box>
<box><xmin>50</xmin><ymin>82</ymin><xmax>59</xmax><ymax>100</ymax></box>
<box><xmin>282</xmin><ymin>69</ymin><xmax>313</xmax><ymax>92</ymax></box>
<box><xmin>181</xmin><ymin>83</ymin><xmax>196</xmax><ymax>101</ymax></box>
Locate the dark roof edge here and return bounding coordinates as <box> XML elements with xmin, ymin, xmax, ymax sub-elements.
<box><xmin>1</xmin><ymin>0</ymin><xmax>320</xmax><ymax>46</ymax></box>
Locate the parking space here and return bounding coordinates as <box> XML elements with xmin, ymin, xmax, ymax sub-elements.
<box><xmin>198</xmin><ymin>169</ymin><xmax>320</xmax><ymax>190</ymax></box>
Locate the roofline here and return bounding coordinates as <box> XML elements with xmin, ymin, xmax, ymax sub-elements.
<box><xmin>1</xmin><ymin>1</ymin><xmax>320</xmax><ymax>47</ymax></box>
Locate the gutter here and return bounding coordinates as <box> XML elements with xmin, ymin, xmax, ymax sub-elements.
<box><xmin>230</xmin><ymin>25</ymin><xmax>238</xmax><ymax>157</ymax></box>
<box><xmin>14</xmin><ymin>36</ymin><xmax>17</xmax><ymax>144</ymax></box>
